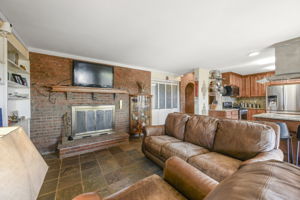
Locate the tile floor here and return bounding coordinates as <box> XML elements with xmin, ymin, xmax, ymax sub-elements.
<box><xmin>38</xmin><ymin>138</ymin><xmax>162</xmax><ymax>200</ymax></box>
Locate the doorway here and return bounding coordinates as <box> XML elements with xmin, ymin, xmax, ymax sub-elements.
<box><xmin>185</xmin><ymin>83</ymin><xmax>194</xmax><ymax>114</ymax></box>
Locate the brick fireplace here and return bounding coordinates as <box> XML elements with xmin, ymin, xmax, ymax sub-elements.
<box><xmin>30</xmin><ymin>52</ymin><xmax>151</xmax><ymax>154</ymax></box>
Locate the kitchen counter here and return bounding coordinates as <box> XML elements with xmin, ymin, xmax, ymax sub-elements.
<box><xmin>209</xmin><ymin>109</ymin><xmax>239</xmax><ymax>111</ymax></box>
<box><xmin>209</xmin><ymin>109</ymin><xmax>239</xmax><ymax>120</ymax></box>
<box><xmin>253</xmin><ymin>113</ymin><xmax>300</xmax><ymax>122</ymax></box>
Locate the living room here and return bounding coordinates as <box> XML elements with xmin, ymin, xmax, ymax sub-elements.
<box><xmin>0</xmin><ymin>1</ymin><xmax>300</xmax><ymax>200</ymax></box>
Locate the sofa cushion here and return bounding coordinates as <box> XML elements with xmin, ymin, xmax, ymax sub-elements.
<box><xmin>254</xmin><ymin>121</ymin><xmax>280</xmax><ymax>149</ymax></box>
<box><xmin>184</xmin><ymin>115</ymin><xmax>219</xmax><ymax>150</ymax></box>
<box><xmin>204</xmin><ymin>160</ymin><xmax>300</xmax><ymax>200</ymax></box>
<box><xmin>188</xmin><ymin>152</ymin><xmax>241</xmax><ymax>182</ymax></box>
<box><xmin>144</xmin><ymin>135</ymin><xmax>181</xmax><ymax>156</ymax></box>
<box><xmin>213</xmin><ymin>119</ymin><xmax>276</xmax><ymax>161</ymax></box>
<box><xmin>165</xmin><ymin>113</ymin><xmax>190</xmax><ymax>140</ymax></box>
<box><xmin>106</xmin><ymin>174</ymin><xmax>187</xmax><ymax>200</ymax></box>
<box><xmin>161</xmin><ymin>142</ymin><xmax>209</xmax><ymax>161</ymax></box>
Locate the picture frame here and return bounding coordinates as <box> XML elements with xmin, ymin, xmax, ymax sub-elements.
<box><xmin>12</xmin><ymin>74</ymin><xmax>23</xmax><ymax>85</ymax></box>
<box><xmin>21</xmin><ymin>77</ymin><xmax>28</xmax><ymax>86</ymax></box>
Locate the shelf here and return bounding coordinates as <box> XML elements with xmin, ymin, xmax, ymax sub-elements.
<box><xmin>51</xmin><ymin>85</ymin><xmax>129</xmax><ymax>94</ymax></box>
<box><xmin>8</xmin><ymin>118</ymin><xmax>30</xmax><ymax>125</ymax></box>
<box><xmin>7</xmin><ymin>59</ymin><xmax>30</xmax><ymax>75</ymax></box>
<box><xmin>8</xmin><ymin>80</ymin><xmax>29</xmax><ymax>88</ymax></box>
<box><xmin>7</xmin><ymin>34</ymin><xmax>30</xmax><ymax>60</ymax></box>
<box><xmin>8</xmin><ymin>97</ymin><xmax>30</xmax><ymax>100</ymax></box>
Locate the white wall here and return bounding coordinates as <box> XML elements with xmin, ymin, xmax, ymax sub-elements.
<box><xmin>151</xmin><ymin>71</ymin><xmax>180</xmax><ymax>82</ymax></box>
<box><xmin>194</xmin><ymin>68</ymin><xmax>209</xmax><ymax>115</ymax></box>
<box><xmin>0</xmin><ymin>36</ymin><xmax>7</xmax><ymax>126</ymax></box>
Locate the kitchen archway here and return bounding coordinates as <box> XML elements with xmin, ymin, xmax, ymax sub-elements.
<box><xmin>185</xmin><ymin>83</ymin><xmax>195</xmax><ymax>114</ymax></box>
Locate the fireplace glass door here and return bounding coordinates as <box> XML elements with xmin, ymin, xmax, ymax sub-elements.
<box><xmin>72</xmin><ymin>105</ymin><xmax>115</xmax><ymax>137</ymax></box>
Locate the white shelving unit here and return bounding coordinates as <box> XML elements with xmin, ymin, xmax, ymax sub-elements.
<box><xmin>0</xmin><ymin>34</ymin><xmax>30</xmax><ymax>136</ymax></box>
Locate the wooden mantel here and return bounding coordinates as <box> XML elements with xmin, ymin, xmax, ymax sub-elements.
<box><xmin>51</xmin><ymin>85</ymin><xmax>129</xmax><ymax>94</ymax></box>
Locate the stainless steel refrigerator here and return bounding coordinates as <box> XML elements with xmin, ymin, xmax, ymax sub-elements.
<box><xmin>267</xmin><ymin>84</ymin><xmax>300</xmax><ymax>113</ymax></box>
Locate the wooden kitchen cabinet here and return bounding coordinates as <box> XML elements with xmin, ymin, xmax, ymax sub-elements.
<box><xmin>209</xmin><ymin>110</ymin><xmax>239</xmax><ymax>120</ymax></box>
<box><xmin>250</xmin><ymin>74</ymin><xmax>264</xmax><ymax>97</ymax></box>
<box><xmin>240</xmin><ymin>75</ymin><xmax>251</xmax><ymax>97</ymax></box>
<box><xmin>222</xmin><ymin>72</ymin><xmax>242</xmax><ymax>88</ymax></box>
<box><xmin>247</xmin><ymin>109</ymin><xmax>266</xmax><ymax>121</ymax></box>
<box><xmin>222</xmin><ymin>72</ymin><xmax>242</xmax><ymax>97</ymax></box>
<box><xmin>223</xmin><ymin>71</ymin><xmax>300</xmax><ymax>98</ymax></box>
<box><xmin>248</xmin><ymin>72</ymin><xmax>274</xmax><ymax>97</ymax></box>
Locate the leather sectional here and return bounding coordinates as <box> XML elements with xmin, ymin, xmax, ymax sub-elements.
<box><xmin>142</xmin><ymin>113</ymin><xmax>283</xmax><ymax>181</ymax></box>
<box><xmin>74</xmin><ymin>157</ymin><xmax>300</xmax><ymax>200</ymax></box>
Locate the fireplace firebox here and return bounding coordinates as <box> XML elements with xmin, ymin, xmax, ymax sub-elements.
<box><xmin>72</xmin><ymin>105</ymin><xmax>115</xmax><ymax>139</ymax></box>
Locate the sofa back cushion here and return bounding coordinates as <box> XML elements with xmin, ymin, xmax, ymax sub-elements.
<box><xmin>254</xmin><ymin>121</ymin><xmax>280</xmax><ymax>149</ymax></box>
<box><xmin>184</xmin><ymin>115</ymin><xmax>219</xmax><ymax>150</ymax></box>
<box><xmin>165</xmin><ymin>113</ymin><xmax>190</xmax><ymax>140</ymax></box>
<box><xmin>213</xmin><ymin>119</ymin><xmax>276</xmax><ymax>161</ymax></box>
<box><xmin>204</xmin><ymin>160</ymin><xmax>300</xmax><ymax>200</ymax></box>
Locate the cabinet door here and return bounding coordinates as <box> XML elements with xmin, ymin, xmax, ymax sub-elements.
<box><xmin>241</xmin><ymin>76</ymin><xmax>251</xmax><ymax>97</ymax></box>
<box><xmin>222</xmin><ymin>73</ymin><xmax>231</xmax><ymax>85</ymax></box>
<box><xmin>250</xmin><ymin>76</ymin><xmax>257</xmax><ymax>97</ymax></box>
<box><xmin>250</xmin><ymin>73</ymin><xmax>267</xmax><ymax>97</ymax></box>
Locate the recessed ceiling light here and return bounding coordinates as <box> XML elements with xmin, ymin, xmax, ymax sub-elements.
<box><xmin>248</xmin><ymin>51</ymin><xmax>260</xmax><ymax>57</ymax></box>
<box><xmin>254</xmin><ymin>56</ymin><xmax>275</xmax><ymax>65</ymax></box>
<box><xmin>263</xmin><ymin>65</ymin><xmax>276</xmax><ymax>71</ymax></box>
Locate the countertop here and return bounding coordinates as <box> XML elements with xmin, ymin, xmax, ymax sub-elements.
<box><xmin>253</xmin><ymin>113</ymin><xmax>300</xmax><ymax>122</ymax></box>
<box><xmin>209</xmin><ymin>109</ymin><xmax>239</xmax><ymax>112</ymax></box>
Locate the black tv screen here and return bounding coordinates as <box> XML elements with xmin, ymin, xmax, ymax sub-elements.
<box><xmin>73</xmin><ymin>61</ymin><xmax>114</xmax><ymax>88</ymax></box>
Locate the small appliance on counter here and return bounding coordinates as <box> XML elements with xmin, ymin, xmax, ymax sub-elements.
<box><xmin>223</xmin><ymin>102</ymin><xmax>233</xmax><ymax>109</ymax></box>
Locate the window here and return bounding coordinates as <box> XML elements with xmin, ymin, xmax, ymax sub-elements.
<box><xmin>151</xmin><ymin>81</ymin><xmax>179</xmax><ymax>110</ymax></box>
<box><xmin>172</xmin><ymin>85</ymin><xmax>178</xmax><ymax>108</ymax></box>
<box><xmin>166</xmin><ymin>84</ymin><xmax>172</xmax><ymax>109</ymax></box>
<box><xmin>151</xmin><ymin>83</ymin><xmax>158</xmax><ymax>109</ymax></box>
<box><xmin>159</xmin><ymin>83</ymin><xmax>166</xmax><ymax>109</ymax></box>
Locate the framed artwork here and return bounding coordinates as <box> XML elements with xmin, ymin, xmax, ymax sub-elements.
<box><xmin>21</xmin><ymin>77</ymin><xmax>28</xmax><ymax>86</ymax></box>
<box><xmin>12</xmin><ymin>74</ymin><xmax>23</xmax><ymax>85</ymax></box>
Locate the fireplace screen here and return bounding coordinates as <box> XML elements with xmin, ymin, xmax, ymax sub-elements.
<box><xmin>72</xmin><ymin>105</ymin><xmax>115</xmax><ymax>137</ymax></box>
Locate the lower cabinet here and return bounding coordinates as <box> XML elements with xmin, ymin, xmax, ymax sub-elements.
<box><xmin>247</xmin><ymin>109</ymin><xmax>265</xmax><ymax>121</ymax></box>
<box><xmin>209</xmin><ymin>110</ymin><xmax>239</xmax><ymax>120</ymax></box>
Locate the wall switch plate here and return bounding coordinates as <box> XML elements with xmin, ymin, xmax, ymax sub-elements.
<box><xmin>119</xmin><ymin>100</ymin><xmax>123</xmax><ymax>109</ymax></box>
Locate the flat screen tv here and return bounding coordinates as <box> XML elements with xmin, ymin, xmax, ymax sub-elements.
<box><xmin>73</xmin><ymin>61</ymin><xmax>114</xmax><ymax>88</ymax></box>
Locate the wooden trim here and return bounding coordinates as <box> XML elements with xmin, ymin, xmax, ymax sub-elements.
<box><xmin>129</xmin><ymin>94</ymin><xmax>152</xmax><ymax>97</ymax></box>
<box><xmin>269</xmin><ymin>80</ymin><xmax>300</xmax><ymax>86</ymax></box>
<box><xmin>51</xmin><ymin>85</ymin><xmax>129</xmax><ymax>94</ymax></box>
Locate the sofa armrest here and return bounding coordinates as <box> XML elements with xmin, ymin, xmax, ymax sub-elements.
<box><xmin>73</xmin><ymin>192</ymin><xmax>103</xmax><ymax>200</ymax></box>
<box><xmin>163</xmin><ymin>157</ymin><xmax>218</xmax><ymax>200</ymax></box>
<box><xmin>240</xmin><ymin>149</ymin><xmax>284</xmax><ymax>167</ymax></box>
<box><xmin>144</xmin><ymin>125</ymin><xmax>165</xmax><ymax>137</ymax></box>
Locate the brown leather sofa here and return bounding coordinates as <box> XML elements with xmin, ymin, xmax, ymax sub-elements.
<box><xmin>74</xmin><ymin>157</ymin><xmax>300</xmax><ymax>200</ymax></box>
<box><xmin>142</xmin><ymin>113</ymin><xmax>283</xmax><ymax>181</ymax></box>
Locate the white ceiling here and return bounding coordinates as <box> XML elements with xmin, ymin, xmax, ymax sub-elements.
<box><xmin>1</xmin><ymin>0</ymin><xmax>300</xmax><ymax>75</ymax></box>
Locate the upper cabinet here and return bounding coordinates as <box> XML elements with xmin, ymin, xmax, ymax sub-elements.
<box><xmin>222</xmin><ymin>71</ymin><xmax>276</xmax><ymax>97</ymax></box>
<box><xmin>250</xmin><ymin>73</ymin><xmax>265</xmax><ymax>97</ymax></box>
<box><xmin>222</xmin><ymin>72</ymin><xmax>242</xmax><ymax>87</ymax></box>
<box><xmin>241</xmin><ymin>75</ymin><xmax>251</xmax><ymax>97</ymax></box>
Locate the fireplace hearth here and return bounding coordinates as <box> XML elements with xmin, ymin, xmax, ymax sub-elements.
<box><xmin>72</xmin><ymin>105</ymin><xmax>115</xmax><ymax>139</ymax></box>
